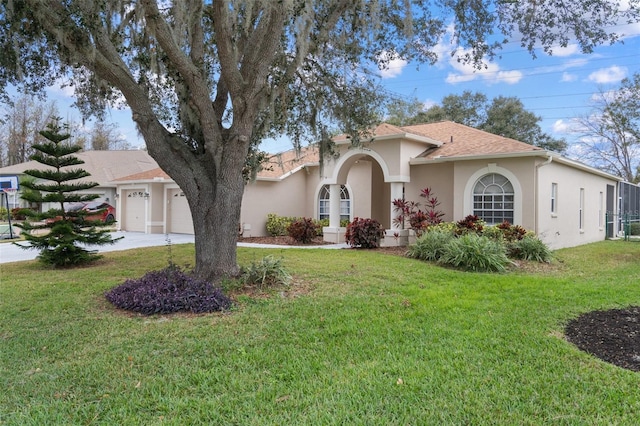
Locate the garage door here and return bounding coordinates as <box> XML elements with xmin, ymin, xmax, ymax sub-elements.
<box><xmin>167</xmin><ymin>188</ymin><xmax>194</xmax><ymax>234</ymax></box>
<box><xmin>122</xmin><ymin>189</ymin><xmax>146</xmax><ymax>232</ymax></box>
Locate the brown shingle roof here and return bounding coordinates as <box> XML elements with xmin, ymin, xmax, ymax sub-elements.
<box><xmin>257</xmin><ymin>145</ymin><xmax>320</xmax><ymax>179</ymax></box>
<box><xmin>109</xmin><ymin>122</ymin><xmax>543</xmax><ymax>183</ymax></box>
<box><xmin>112</xmin><ymin>168</ymin><xmax>170</xmax><ymax>181</ymax></box>
<box><xmin>399</xmin><ymin>121</ymin><xmax>543</xmax><ymax>158</ymax></box>
<box><xmin>0</xmin><ymin>150</ymin><xmax>159</xmax><ymax>185</ymax></box>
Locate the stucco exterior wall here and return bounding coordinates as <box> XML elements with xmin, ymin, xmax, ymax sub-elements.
<box><xmin>405</xmin><ymin>163</ymin><xmax>455</xmax><ymax>222</ymax></box>
<box><xmin>536</xmin><ymin>160</ymin><xmax>615</xmax><ymax>249</ymax></box>
<box><xmin>241</xmin><ymin>169</ymin><xmax>316</xmax><ymax>236</ymax></box>
<box><xmin>147</xmin><ymin>182</ymin><xmax>165</xmax><ymax>234</ymax></box>
<box><xmin>452</xmin><ymin>158</ymin><xmax>537</xmax><ymax>229</ymax></box>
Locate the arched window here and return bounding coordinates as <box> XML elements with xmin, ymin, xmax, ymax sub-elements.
<box><xmin>473</xmin><ymin>173</ymin><xmax>514</xmax><ymax>225</ymax></box>
<box><xmin>318</xmin><ymin>185</ymin><xmax>350</xmax><ymax>221</ymax></box>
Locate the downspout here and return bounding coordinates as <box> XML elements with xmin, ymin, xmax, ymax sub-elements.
<box><xmin>534</xmin><ymin>154</ymin><xmax>553</xmax><ymax>235</ymax></box>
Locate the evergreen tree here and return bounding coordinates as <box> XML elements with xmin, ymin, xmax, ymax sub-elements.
<box><xmin>15</xmin><ymin>121</ymin><xmax>121</xmax><ymax>267</ymax></box>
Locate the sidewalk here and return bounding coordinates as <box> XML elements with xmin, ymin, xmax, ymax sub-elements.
<box><xmin>0</xmin><ymin>231</ymin><xmax>348</xmax><ymax>264</ymax></box>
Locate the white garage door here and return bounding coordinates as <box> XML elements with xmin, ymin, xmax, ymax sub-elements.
<box><xmin>168</xmin><ymin>188</ymin><xmax>194</xmax><ymax>234</ymax></box>
<box><xmin>122</xmin><ymin>189</ymin><xmax>146</xmax><ymax>232</ymax></box>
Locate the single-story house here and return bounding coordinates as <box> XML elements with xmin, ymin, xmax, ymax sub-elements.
<box><xmin>0</xmin><ymin>150</ymin><xmax>159</xmax><ymax>210</ymax></box>
<box><xmin>112</xmin><ymin>121</ymin><xmax>635</xmax><ymax>250</ymax></box>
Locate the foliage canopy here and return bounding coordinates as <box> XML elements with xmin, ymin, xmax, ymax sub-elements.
<box><xmin>1</xmin><ymin>0</ymin><xmax>636</xmax><ymax>280</ymax></box>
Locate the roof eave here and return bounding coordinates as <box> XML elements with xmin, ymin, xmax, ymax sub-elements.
<box><xmin>410</xmin><ymin>151</ymin><xmax>623</xmax><ymax>181</ymax></box>
<box><xmin>335</xmin><ymin>132</ymin><xmax>442</xmax><ymax>147</ymax></box>
<box><xmin>255</xmin><ymin>162</ymin><xmax>320</xmax><ymax>181</ymax></box>
<box><xmin>410</xmin><ymin>150</ymin><xmax>546</xmax><ymax>164</ymax></box>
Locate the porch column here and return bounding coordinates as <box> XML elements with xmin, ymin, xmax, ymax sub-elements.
<box><xmin>329</xmin><ymin>184</ymin><xmax>341</xmax><ymax>228</ymax></box>
<box><xmin>389</xmin><ymin>182</ymin><xmax>404</xmax><ymax>229</ymax></box>
<box><xmin>382</xmin><ymin>182</ymin><xmax>409</xmax><ymax>247</ymax></box>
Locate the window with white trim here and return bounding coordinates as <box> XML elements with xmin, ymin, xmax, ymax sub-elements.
<box><xmin>551</xmin><ymin>183</ymin><xmax>558</xmax><ymax>214</ymax></box>
<box><xmin>318</xmin><ymin>185</ymin><xmax>350</xmax><ymax>222</ymax></box>
<box><xmin>473</xmin><ymin>173</ymin><xmax>515</xmax><ymax>225</ymax></box>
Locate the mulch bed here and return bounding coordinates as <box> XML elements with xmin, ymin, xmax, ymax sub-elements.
<box><xmin>238</xmin><ymin>235</ymin><xmax>333</xmax><ymax>246</ymax></box>
<box><xmin>565</xmin><ymin>306</ymin><xmax>640</xmax><ymax>372</ymax></box>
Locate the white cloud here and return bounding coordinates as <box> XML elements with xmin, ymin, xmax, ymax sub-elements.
<box><xmin>429</xmin><ymin>23</ymin><xmax>456</xmax><ymax>67</ymax></box>
<box><xmin>493</xmin><ymin>70</ymin><xmax>523</xmax><ymax>85</ymax></box>
<box><xmin>377</xmin><ymin>51</ymin><xmax>408</xmax><ymax>79</ymax></box>
<box><xmin>552</xmin><ymin>119</ymin><xmax>572</xmax><ymax>134</ymax></box>
<box><xmin>445</xmin><ymin>50</ymin><xmax>523</xmax><ymax>85</ymax></box>
<box><xmin>47</xmin><ymin>80</ymin><xmax>76</xmax><ymax>99</ymax></box>
<box><xmin>588</xmin><ymin>65</ymin><xmax>628</xmax><ymax>84</ymax></box>
<box><xmin>549</xmin><ymin>44</ymin><xmax>580</xmax><ymax>57</ymax></box>
<box><xmin>561</xmin><ymin>72</ymin><xmax>578</xmax><ymax>82</ymax></box>
<box><xmin>422</xmin><ymin>98</ymin><xmax>438</xmax><ymax>109</ymax></box>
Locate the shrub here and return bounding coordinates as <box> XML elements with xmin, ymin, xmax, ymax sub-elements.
<box><xmin>105</xmin><ymin>266</ymin><xmax>232</xmax><ymax>315</ymax></box>
<box><xmin>439</xmin><ymin>233</ymin><xmax>510</xmax><ymax>272</ymax></box>
<box><xmin>455</xmin><ymin>215</ymin><xmax>484</xmax><ymax>235</ymax></box>
<box><xmin>266</xmin><ymin>213</ymin><xmax>291</xmax><ymax>236</ymax></box>
<box><xmin>287</xmin><ymin>217</ymin><xmax>319</xmax><ymax>243</ymax></box>
<box><xmin>392</xmin><ymin>187</ymin><xmax>444</xmax><ymax>236</ymax></box>
<box><xmin>406</xmin><ymin>229</ymin><xmax>454</xmax><ymax>261</ymax></box>
<box><xmin>496</xmin><ymin>220</ymin><xmax>528</xmax><ymax>242</ymax></box>
<box><xmin>482</xmin><ymin>225</ymin><xmax>505</xmax><ymax>242</ymax></box>
<box><xmin>510</xmin><ymin>235</ymin><xmax>552</xmax><ymax>263</ymax></box>
<box><xmin>11</xmin><ymin>207</ymin><xmax>36</xmax><ymax>220</ymax></box>
<box><xmin>428</xmin><ymin>221</ymin><xmax>457</xmax><ymax>234</ymax></box>
<box><xmin>242</xmin><ymin>255</ymin><xmax>291</xmax><ymax>288</ymax></box>
<box><xmin>345</xmin><ymin>217</ymin><xmax>385</xmax><ymax>248</ymax></box>
<box><xmin>314</xmin><ymin>218</ymin><xmax>349</xmax><ymax>235</ymax></box>
<box><xmin>630</xmin><ymin>222</ymin><xmax>640</xmax><ymax>236</ymax></box>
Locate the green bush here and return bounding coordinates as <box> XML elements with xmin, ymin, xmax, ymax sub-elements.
<box><xmin>630</xmin><ymin>222</ymin><xmax>640</xmax><ymax>236</ymax></box>
<box><xmin>510</xmin><ymin>235</ymin><xmax>552</xmax><ymax>263</ymax></box>
<box><xmin>427</xmin><ymin>221</ymin><xmax>457</xmax><ymax>234</ymax></box>
<box><xmin>266</xmin><ymin>213</ymin><xmax>293</xmax><ymax>236</ymax></box>
<box><xmin>406</xmin><ymin>229</ymin><xmax>454</xmax><ymax>261</ymax></box>
<box><xmin>345</xmin><ymin>217</ymin><xmax>385</xmax><ymax>248</ymax></box>
<box><xmin>287</xmin><ymin>217</ymin><xmax>319</xmax><ymax>243</ymax></box>
<box><xmin>242</xmin><ymin>255</ymin><xmax>291</xmax><ymax>289</ymax></box>
<box><xmin>0</xmin><ymin>207</ymin><xmax>8</xmax><ymax>221</ymax></box>
<box><xmin>440</xmin><ymin>233</ymin><xmax>510</xmax><ymax>272</ymax></box>
<box><xmin>481</xmin><ymin>225</ymin><xmax>505</xmax><ymax>241</ymax></box>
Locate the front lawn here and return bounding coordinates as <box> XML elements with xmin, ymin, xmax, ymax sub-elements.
<box><xmin>1</xmin><ymin>241</ymin><xmax>639</xmax><ymax>424</ymax></box>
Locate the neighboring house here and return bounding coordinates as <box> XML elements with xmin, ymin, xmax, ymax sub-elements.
<box><xmin>111</xmin><ymin>121</ymin><xmax>632</xmax><ymax>250</ymax></box>
<box><xmin>0</xmin><ymin>150</ymin><xmax>159</xmax><ymax>211</ymax></box>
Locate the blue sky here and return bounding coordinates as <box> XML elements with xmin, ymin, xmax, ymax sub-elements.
<box><xmin>42</xmin><ymin>18</ymin><xmax>640</xmax><ymax>156</ymax></box>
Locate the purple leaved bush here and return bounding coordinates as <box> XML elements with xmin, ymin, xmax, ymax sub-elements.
<box><xmin>105</xmin><ymin>267</ymin><xmax>232</xmax><ymax>315</ymax></box>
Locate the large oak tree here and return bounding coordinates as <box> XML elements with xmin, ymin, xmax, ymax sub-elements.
<box><xmin>1</xmin><ymin>0</ymin><xmax>637</xmax><ymax>282</ymax></box>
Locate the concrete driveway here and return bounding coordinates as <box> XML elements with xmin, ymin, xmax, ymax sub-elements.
<box><xmin>0</xmin><ymin>231</ymin><xmax>347</xmax><ymax>264</ymax></box>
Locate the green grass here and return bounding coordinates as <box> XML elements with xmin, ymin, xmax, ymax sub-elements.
<box><xmin>1</xmin><ymin>241</ymin><xmax>639</xmax><ymax>424</ymax></box>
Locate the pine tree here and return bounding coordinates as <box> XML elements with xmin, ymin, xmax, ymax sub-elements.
<box><xmin>15</xmin><ymin>120</ymin><xmax>121</xmax><ymax>267</ymax></box>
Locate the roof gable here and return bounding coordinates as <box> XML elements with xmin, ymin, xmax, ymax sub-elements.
<box><xmin>0</xmin><ymin>150</ymin><xmax>159</xmax><ymax>186</ymax></box>
<box><xmin>400</xmin><ymin>121</ymin><xmax>542</xmax><ymax>158</ymax></box>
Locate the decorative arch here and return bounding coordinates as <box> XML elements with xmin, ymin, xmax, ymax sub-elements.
<box><xmin>324</xmin><ymin>148</ymin><xmax>399</xmax><ymax>185</ymax></box>
<box><xmin>463</xmin><ymin>165</ymin><xmax>523</xmax><ymax>225</ymax></box>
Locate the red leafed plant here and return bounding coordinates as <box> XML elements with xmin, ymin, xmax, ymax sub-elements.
<box><xmin>392</xmin><ymin>187</ymin><xmax>444</xmax><ymax>236</ymax></box>
<box><xmin>345</xmin><ymin>217</ymin><xmax>385</xmax><ymax>248</ymax></box>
